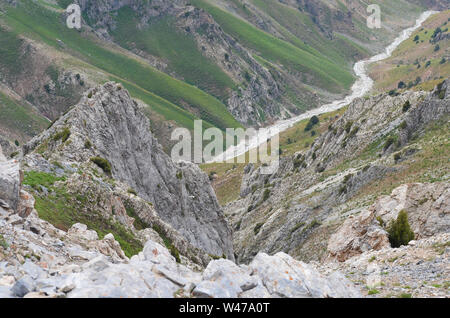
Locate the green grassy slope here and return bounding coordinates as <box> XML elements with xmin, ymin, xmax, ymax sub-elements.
<box><xmin>0</xmin><ymin>91</ymin><xmax>50</xmax><ymax>142</ymax></box>
<box><xmin>0</xmin><ymin>27</ymin><xmax>28</xmax><ymax>78</ymax></box>
<box><xmin>249</xmin><ymin>0</ymin><xmax>369</xmax><ymax>67</ymax></box>
<box><xmin>111</xmin><ymin>7</ymin><xmax>235</xmax><ymax>102</ymax></box>
<box><xmin>191</xmin><ymin>0</ymin><xmax>355</xmax><ymax>93</ymax></box>
<box><xmin>2</xmin><ymin>1</ymin><xmax>241</xmax><ymax>131</ymax></box>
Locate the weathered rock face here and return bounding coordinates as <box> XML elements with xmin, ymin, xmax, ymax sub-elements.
<box><xmin>328</xmin><ymin>182</ymin><xmax>449</xmax><ymax>262</ymax></box>
<box><xmin>0</xmin><ymin>160</ymin><xmax>21</xmax><ymax>211</ymax></box>
<box><xmin>25</xmin><ymin>82</ymin><xmax>233</xmax><ymax>260</ymax></box>
<box><xmin>0</xmin><ymin>205</ymin><xmax>361</xmax><ymax>298</ymax></box>
<box><xmin>371</xmin><ymin>182</ymin><xmax>450</xmax><ymax>239</ymax></box>
<box><xmin>327</xmin><ymin>209</ymin><xmax>390</xmax><ymax>262</ymax></box>
<box><xmin>0</xmin><ymin>144</ymin><xmax>6</xmax><ymax>162</ymax></box>
<box><xmin>229</xmin><ymin>80</ymin><xmax>449</xmax><ymax>264</ymax></box>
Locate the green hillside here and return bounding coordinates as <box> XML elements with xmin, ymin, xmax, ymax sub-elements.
<box><xmin>111</xmin><ymin>7</ymin><xmax>236</xmax><ymax>102</ymax></box>
<box><xmin>192</xmin><ymin>0</ymin><xmax>355</xmax><ymax>93</ymax></box>
<box><xmin>2</xmin><ymin>1</ymin><xmax>241</xmax><ymax>131</ymax></box>
<box><xmin>0</xmin><ymin>91</ymin><xmax>50</xmax><ymax>143</ymax></box>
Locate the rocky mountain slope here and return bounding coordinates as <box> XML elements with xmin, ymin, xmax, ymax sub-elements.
<box><xmin>21</xmin><ymin>82</ymin><xmax>233</xmax><ymax>261</ymax></box>
<box><xmin>0</xmin><ymin>0</ymin><xmax>440</xmax><ymax>152</ymax></box>
<box><xmin>0</xmin><ymin>202</ymin><xmax>361</xmax><ymax>298</ymax></box>
<box><xmin>0</xmin><ymin>83</ymin><xmax>362</xmax><ymax>298</ymax></box>
<box><xmin>228</xmin><ymin>79</ymin><xmax>448</xmax><ymax>263</ymax></box>
<box><xmin>0</xmin><ymin>1</ymin><xmax>448</xmax><ymax>299</ymax></box>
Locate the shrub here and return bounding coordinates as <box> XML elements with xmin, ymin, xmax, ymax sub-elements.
<box><xmin>402</xmin><ymin>100</ymin><xmax>411</xmax><ymax>112</ymax></box>
<box><xmin>399</xmin><ymin>121</ymin><xmax>407</xmax><ymax>129</ymax></box>
<box><xmin>343</xmin><ymin>174</ymin><xmax>352</xmax><ymax>184</ymax></box>
<box><xmin>127</xmin><ymin>188</ymin><xmax>137</xmax><ymax>196</ymax></box>
<box><xmin>244</xmin><ymin>71</ymin><xmax>251</xmax><ymax>82</ymax></box>
<box><xmin>293</xmin><ymin>156</ymin><xmax>304</xmax><ymax>169</ymax></box>
<box><xmin>394</xmin><ymin>153</ymin><xmax>401</xmax><ymax>162</ymax></box>
<box><xmin>254</xmin><ymin>222</ymin><xmax>264</xmax><ymax>235</ymax></box>
<box><xmin>398</xmin><ymin>81</ymin><xmax>406</xmax><ymax>89</ymax></box>
<box><xmin>349</xmin><ymin>126</ymin><xmax>359</xmax><ymax>138</ymax></box>
<box><xmin>53</xmin><ymin>127</ymin><xmax>71</xmax><ymax>143</ymax></box>
<box><xmin>84</xmin><ymin>139</ymin><xmax>92</xmax><ymax>149</ymax></box>
<box><xmin>0</xmin><ymin>234</ymin><xmax>8</xmax><ymax>249</ymax></box>
<box><xmin>384</xmin><ymin>135</ymin><xmax>397</xmax><ymax>151</ymax></box>
<box><xmin>376</xmin><ymin>216</ymin><xmax>384</xmax><ymax>227</ymax></box>
<box><xmin>387</xmin><ymin>210</ymin><xmax>415</xmax><ymax>248</ymax></box>
<box><xmin>14</xmin><ymin>140</ymin><xmax>19</xmax><ymax>146</ymax></box>
<box><xmin>304</xmin><ymin>115</ymin><xmax>319</xmax><ymax>132</ymax></box>
<box><xmin>368</xmin><ymin>289</ymin><xmax>380</xmax><ymax>295</ymax></box>
<box><xmin>90</xmin><ymin>157</ymin><xmax>112</xmax><ymax>175</ymax></box>
<box><xmin>344</xmin><ymin>121</ymin><xmax>353</xmax><ymax>133</ymax></box>
<box><xmin>262</xmin><ymin>189</ymin><xmax>271</xmax><ymax>202</ymax></box>
<box><xmin>437</xmin><ymin>81</ymin><xmax>446</xmax><ymax>99</ymax></box>
<box><xmin>176</xmin><ymin>171</ymin><xmax>183</xmax><ymax>179</ymax></box>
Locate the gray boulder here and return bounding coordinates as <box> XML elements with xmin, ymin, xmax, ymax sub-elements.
<box><xmin>0</xmin><ymin>160</ymin><xmax>21</xmax><ymax>211</ymax></box>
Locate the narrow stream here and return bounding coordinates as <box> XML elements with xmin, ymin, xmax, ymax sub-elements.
<box><xmin>209</xmin><ymin>10</ymin><xmax>437</xmax><ymax>163</ymax></box>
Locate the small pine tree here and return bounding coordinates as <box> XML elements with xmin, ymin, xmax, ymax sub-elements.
<box><xmin>388</xmin><ymin>210</ymin><xmax>415</xmax><ymax>248</ymax></box>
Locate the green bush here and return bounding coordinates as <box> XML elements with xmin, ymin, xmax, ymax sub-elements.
<box><xmin>84</xmin><ymin>139</ymin><xmax>92</xmax><ymax>149</ymax></box>
<box><xmin>384</xmin><ymin>135</ymin><xmax>397</xmax><ymax>151</ymax></box>
<box><xmin>388</xmin><ymin>210</ymin><xmax>415</xmax><ymax>248</ymax></box>
<box><xmin>304</xmin><ymin>116</ymin><xmax>319</xmax><ymax>132</ymax></box>
<box><xmin>53</xmin><ymin>127</ymin><xmax>71</xmax><ymax>143</ymax></box>
<box><xmin>254</xmin><ymin>222</ymin><xmax>264</xmax><ymax>235</ymax></box>
<box><xmin>402</xmin><ymin>101</ymin><xmax>411</xmax><ymax>113</ymax></box>
<box><xmin>90</xmin><ymin>157</ymin><xmax>112</xmax><ymax>175</ymax></box>
<box><xmin>262</xmin><ymin>189</ymin><xmax>271</xmax><ymax>202</ymax></box>
<box><xmin>127</xmin><ymin>188</ymin><xmax>138</xmax><ymax>196</ymax></box>
<box><xmin>344</xmin><ymin>121</ymin><xmax>353</xmax><ymax>134</ymax></box>
<box><xmin>0</xmin><ymin>234</ymin><xmax>8</xmax><ymax>249</ymax></box>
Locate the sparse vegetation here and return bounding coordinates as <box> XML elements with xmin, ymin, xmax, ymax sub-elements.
<box><xmin>254</xmin><ymin>222</ymin><xmax>264</xmax><ymax>235</ymax></box>
<box><xmin>84</xmin><ymin>139</ymin><xmax>92</xmax><ymax>149</ymax></box>
<box><xmin>0</xmin><ymin>234</ymin><xmax>8</xmax><ymax>249</ymax></box>
<box><xmin>262</xmin><ymin>189</ymin><xmax>271</xmax><ymax>202</ymax></box>
<box><xmin>90</xmin><ymin>157</ymin><xmax>112</xmax><ymax>175</ymax></box>
<box><xmin>127</xmin><ymin>188</ymin><xmax>138</xmax><ymax>196</ymax></box>
<box><xmin>152</xmin><ymin>224</ymin><xmax>181</xmax><ymax>263</ymax></box>
<box><xmin>53</xmin><ymin>127</ymin><xmax>71</xmax><ymax>143</ymax></box>
<box><xmin>368</xmin><ymin>288</ymin><xmax>380</xmax><ymax>295</ymax></box>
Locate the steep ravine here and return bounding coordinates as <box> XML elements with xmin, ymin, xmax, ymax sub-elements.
<box><xmin>210</xmin><ymin>10</ymin><xmax>438</xmax><ymax>163</ymax></box>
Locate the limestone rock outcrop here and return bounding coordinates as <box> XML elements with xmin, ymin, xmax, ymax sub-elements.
<box><xmin>0</xmin><ymin>205</ymin><xmax>361</xmax><ymax>298</ymax></box>
<box><xmin>0</xmin><ymin>160</ymin><xmax>21</xmax><ymax>212</ymax></box>
<box><xmin>25</xmin><ymin>82</ymin><xmax>233</xmax><ymax>260</ymax></box>
<box><xmin>328</xmin><ymin>182</ymin><xmax>449</xmax><ymax>262</ymax></box>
